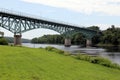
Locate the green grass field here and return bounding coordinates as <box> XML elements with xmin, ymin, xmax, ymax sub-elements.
<box><xmin>0</xmin><ymin>46</ymin><xmax>120</xmax><ymax>80</ymax></box>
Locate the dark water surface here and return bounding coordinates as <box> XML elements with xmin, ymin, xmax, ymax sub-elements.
<box><xmin>22</xmin><ymin>43</ymin><xmax>120</xmax><ymax>64</ymax></box>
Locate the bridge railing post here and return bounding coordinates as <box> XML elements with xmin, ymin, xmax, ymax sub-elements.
<box><xmin>14</xmin><ymin>35</ymin><xmax>22</xmax><ymax>45</ymax></box>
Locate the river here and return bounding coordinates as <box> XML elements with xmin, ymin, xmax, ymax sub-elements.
<box><xmin>22</xmin><ymin>43</ymin><xmax>120</xmax><ymax>65</ymax></box>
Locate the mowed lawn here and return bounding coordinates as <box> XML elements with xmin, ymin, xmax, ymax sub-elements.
<box><xmin>0</xmin><ymin>46</ymin><xmax>120</xmax><ymax>80</ymax></box>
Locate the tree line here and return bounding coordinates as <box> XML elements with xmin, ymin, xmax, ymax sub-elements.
<box><xmin>31</xmin><ymin>25</ymin><xmax>120</xmax><ymax>46</ymax></box>
<box><xmin>31</xmin><ymin>33</ymin><xmax>86</xmax><ymax>45</ymax></box>
<box><xmin>31</xmin><ymin>35</ymin><xmax>64</xmax><ymax>44</ymax></box>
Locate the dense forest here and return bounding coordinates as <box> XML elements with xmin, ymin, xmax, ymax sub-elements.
<box><xmin>31</xmin><ymin>33</ymin><xmax>86</xmax><ymax>45</ymax></box>
<box><xmin>31</xmin><ymin>25</ymin><xmax>120</xmax><ymax>46</ymax></box>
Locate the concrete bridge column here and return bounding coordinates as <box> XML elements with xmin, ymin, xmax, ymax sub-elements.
<box><xmin>64</xmin><ymin>38</ymin><xmax>71</xmax><ymax>47</ymax></box>
<box><xmin>14</xmin><ymin>35</ymin><xmax>22</xmax><ymax>45</ymax></box>
<box><xmin>86</xmin><ymin>39</ymin><xmax>92</xmax><ymax>47</ymax></box>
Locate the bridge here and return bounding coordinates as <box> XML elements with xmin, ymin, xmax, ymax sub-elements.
<box><xmin>0</xmin><ymin>9</ymin><xmax>99</xmax><ymax>47</ymax></box>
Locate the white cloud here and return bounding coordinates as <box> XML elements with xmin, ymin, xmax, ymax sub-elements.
<box><xmin>21</xmin><ymin>0</ymin><xmax>120</xmax><ymax>16</ymax></box>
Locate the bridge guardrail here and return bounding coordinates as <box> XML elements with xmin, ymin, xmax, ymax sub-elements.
<box><xmin>0</xmin><ymin>8</ymin><xmax>85</xmax><ymax>28</ymax></box>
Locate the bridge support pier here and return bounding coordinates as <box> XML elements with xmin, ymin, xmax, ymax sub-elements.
<box><xmin>14</xmin><ymin>35</ymin><xmax>22</xmax><ymax>45</ymax></box>
<box><xmin>64</xmin><ymin>38</ymin><xmax>71</xmax><ymax>47</ymax></box>
<box><xmin>86</xmin><ymin>39</ymin><xmax>92</xmax><ymax>47</ymax></box>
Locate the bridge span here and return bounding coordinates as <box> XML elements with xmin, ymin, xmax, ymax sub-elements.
<box><xmin>0</xmin><ymin>9</ymin><xmax>99</xmax><ymax>47</ymax></box>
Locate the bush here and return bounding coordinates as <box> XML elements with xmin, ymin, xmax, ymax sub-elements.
<box><xmin>76</xmin><ymin>54</ymin><xmax>91</xmax><ymax>61</ymax></box>
<box><xmin>76</xmin><ymin>54</ymin><xmax>120</xmax><ymax>70</ymax></box>
<box><xmin>45</xmin><ymin>46</ymin><xmax>55</xmax><ymax>51</ymax></box>
<box><xmin>45</xmin><ymin>46</ymin><xmax>70</xmax><ymax>55</ymax></box>
<box><xmin>45</xmin><ymin>46</ymin><xmax>64</xmax><ymax>54</ymax></box>
<box><xmin>0</xmin><ymin>37</ymin><xmax>8</xmax><ymax>45</ymax></box>
<box><xmin>52</xmin><ymin>49</ymin><xmax>64</xmax><ymax>54</ymax></box>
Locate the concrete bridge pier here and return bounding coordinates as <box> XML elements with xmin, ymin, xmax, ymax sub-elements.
<box><xmin>64</xmin><ymin>38</ymin><xmax>71</xmax><ymax>47</ymax></box>
<box><xmin>14</xmin><ymin>35</ymin><xmax>22</xmax><ymax>45</ymax></box>
<box><xmin>86</xmin><ymin>39</ymin><xmax>92</xmax><ymax>47</ymax></box>
<box><xmin>0</xmin><ymin>31</ymin><xmax>4</xmax><ymax>37</ymax></box>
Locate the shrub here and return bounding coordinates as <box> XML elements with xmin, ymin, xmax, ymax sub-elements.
<box><xmin>45</xmin><ymin>46</ymin><xmax>55</xmax><ymax>51</ymax></box>
<box><xmin>0</xmin><ymin>37</ymin><xmax>8</xmax><ymax>45</ymax></box>
<box><xmin>76</xmin><ymin>54</ymin><xmax>120</xmax><ymax>70</ymax></box>
<box><xmin>77</xmin><ymin>54</ymin><xmax>91</xmax><ymax>61</ymax></box>
<box><xmin>45</xmin><ymin>46</ymin><xmax>64</xmax><ymax>54</ymax></box>
<box><xmin>52</xmin><ymin>48</ymin><xmax>64</xmax><ymax>54</ymax></box>
<box><xmin>45</xmin><ymin>46</ymin><xmax>70</xmax><ymax>55</ymax></box>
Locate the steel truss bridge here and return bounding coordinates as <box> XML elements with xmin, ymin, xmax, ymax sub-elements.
<box><xmin>0</xmin><ymin>9</ymin><xmax>99</xmax><ymax>47</ymax></box>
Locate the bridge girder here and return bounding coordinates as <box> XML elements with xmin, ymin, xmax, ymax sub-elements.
<box><xmin>0</xmin><ymin>12</ymin><xmax>98</xmax><ymax>39</ymax></box>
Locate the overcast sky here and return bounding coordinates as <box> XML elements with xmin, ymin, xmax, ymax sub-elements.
<box><xmin>0</xmin><ymin>0</ymin><xmax>120</xmax><ymax>39</ymax></box>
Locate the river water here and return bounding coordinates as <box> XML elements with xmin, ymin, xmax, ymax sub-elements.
<box><xmin>22</xmin><ymin>43</ymin><xmax>120</xmax><ymax>65</ymax></box>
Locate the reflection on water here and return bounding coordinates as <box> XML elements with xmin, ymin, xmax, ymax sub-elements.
<box><xmin>22</xmin><ymin>43</ymin><xmax>120</xmax><ymax>64</ymax></box>
<box><xmin>99</xmin><ymin>46</ymin><xmax>120</xmax><ymax>52</ymax></box>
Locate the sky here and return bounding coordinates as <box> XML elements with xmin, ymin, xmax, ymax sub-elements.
<box><xmin>0</xmin><ymin>0</ymin><xmax>120</xmax><ymax>39</ymax></box>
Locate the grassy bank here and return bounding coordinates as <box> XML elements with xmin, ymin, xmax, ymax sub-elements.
<box><xmin>0</xmin><ymin>46</ymin><xmax>120</xmax><ymax>80</ymax></box>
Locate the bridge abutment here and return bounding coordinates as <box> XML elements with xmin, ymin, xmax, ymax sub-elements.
<box><xmin>86</xmin><ymin>39</ymin><xmax>92</xmax><ymax>47</ymax></box>
<box><xmin>64</xmin><ymin>38</ymin><xmax>71</xmax><ymax>47</ymax></box>
<box><xmin>14</xmin><ymin>35</ymin><xmax>22</xmax><ymax>45</ymax></box>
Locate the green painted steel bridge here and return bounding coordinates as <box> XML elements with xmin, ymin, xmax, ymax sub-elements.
<box><xmin>0</xmin><ymin>9</ymin><xmax>99</xmax><ymax>47</ymax></box>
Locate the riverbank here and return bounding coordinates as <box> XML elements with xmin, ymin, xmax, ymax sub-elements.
<box><xmin>0</xmin><ymin>45</ymin><xmax>120</xmax><ymax>80</ymax></box>
<box><xmin>22</xmin><ymin>43</ymin><xmax>120</xmax><ymax>65</ymax></box>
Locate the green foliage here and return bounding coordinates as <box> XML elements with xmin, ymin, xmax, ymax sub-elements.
<box><xmin>45</xmin><ymin>46</ymin><xmax>56</xmax><ymax>51</ymax></box>
<box><xmin>31</xmin><ymin>35</ymin><xmax>64</xmax><ymax>44</ymax></box>
<box><xmin>31</xmin><ymin>25</ymin><xmax>120</xmax><ymax>46</ymax></box>
<box><xmin>87</xmin><ymin>26</ymin><xmax>101</xmax><ymax>45</ymax></box>
<box><xmin>0</xmin><ymin>37</ymin><xmax>8</xmax><ymax>45</ymax></box>
<box><xmin>71</xmin><ymin>32</ymin><xmax>86</xmax><ymax>45</ymax></box>
<box><xmin>100</xmin><ymin>25</ymin><xmax>120</xmax><ymax>45</ymax></box>
<box><xmin>31</xmin><ymin>33</ymin><xmax>87</xmax><ymax>45</ymax></box>
<box><xmin>76</xmin><ymin>54</ymin><xmax>91</xmax><ymax>61</ymax></box>
<box><xmin>45</xmin><ymin>46</ymin><xmax>65</xmax><ymax>54</ymax></box>
<box><xmin>45</xmin><ymin>46</ymin><xmax>70</xmax><ymax>56</ymax></box>
<box><xmin>87</xmin><ymin>26</ymin><xmax>100</xmax><ymax>31</ymax></box>
<box><xmin>76</xmin><ymin>54</ymin><xmax>120</xmax><ymax>70</ymax></box>
<box><xmin>31</xmin><ymin>37</ymin><xmax>38</xmax><ymax>43</ymax></box>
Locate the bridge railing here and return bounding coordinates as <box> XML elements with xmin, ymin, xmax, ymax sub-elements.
<box><xmin>0</xmin><ymin>8</ymin><xmax>85</xmax><ymax>28</ymax></box>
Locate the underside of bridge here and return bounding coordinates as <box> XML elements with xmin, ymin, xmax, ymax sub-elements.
<box><xmin>0</xmin><ymin>10</ymin><xmax>99</xmax><ymax>47</ymax></box>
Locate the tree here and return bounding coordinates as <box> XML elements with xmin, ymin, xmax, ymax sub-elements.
<box><xmin>87</xmin><ymin>26</ymin><xmax>100</xmax><ymax>31</ymax></box>
<box><xmin>100</xmin><ymin>25</ymin><xmax>120</xmax><ymax>45</ymax></box>
<box><xmin>72</xmin><ymin>33</ymin><xmax>86</xmax><ymax>45</ymax></box>
<box><xmin>0</xmin><ymin>37</ymin><xmax>8</xmax><ymax>45</ymax></box>
<box><xmin>31</xmin><ymin>38</ymin><xmax>38</xmax><ymax>43</ymax></box>
<box><xmin>87</xmin><ymin>26</ymin><xmax>101</xmax><ymax>45</ymax></box>
<box><xmin>31</xmin><ymin>35</ymin><xmax>64</xmax><ymax>44</ymax></box>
